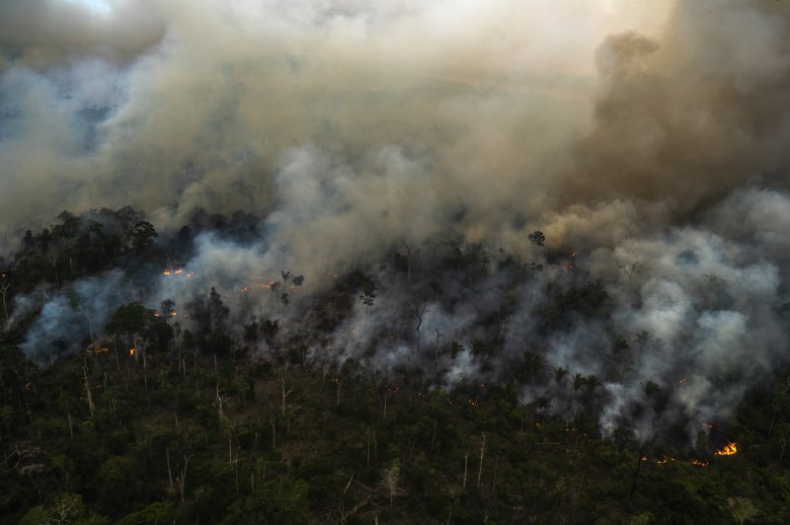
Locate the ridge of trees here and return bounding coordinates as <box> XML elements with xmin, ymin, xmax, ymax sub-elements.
<box><xmin>0</xmin><ymin>210</ymin><xmax>789</xmax><ymax>523</ymax></box>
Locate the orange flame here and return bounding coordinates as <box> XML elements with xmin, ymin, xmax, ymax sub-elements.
<box><xmin>163</xmin><ymin>270</ymin><xmax>171</xmax><ymax>276</ymax></box>
<box><xmin>641</xmin><ymin>455</ymin><xmax>708</xmax><ymax>467</ymax></box>
<box><xmin>715</xmin><ymin>442</ymin><xmax>737</xmax><ymax>456</ymax></box>
<box><xmin>678</xmin><ymin>378</ymin><xmax>686</xmax><ymax>385</ymax></box>
<box><xmin>129</xmin><ymin>348</ymin><xmax>136</xmax><ymax>357</ymax></box>
<box><xmin>174</xmin><ymin>268</ymin><xmax>183</xmax><ymax>275</ymax></box>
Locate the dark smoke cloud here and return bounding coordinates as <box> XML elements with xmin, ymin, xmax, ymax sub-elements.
<box><xmin>3</xmin><ymin>0</ymin><xmax>790</xmax><ymax>442</ymax></box>
<box><xmin>557</xmin><ymin>0</ymin><xmax>790</xmax><ymax>216</ymax></box>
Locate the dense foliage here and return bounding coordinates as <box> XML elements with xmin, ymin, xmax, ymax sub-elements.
<box><xmin>1</xmin><ymin>210</ymin><xmax>790</xmax><ymax>524</ymax></box>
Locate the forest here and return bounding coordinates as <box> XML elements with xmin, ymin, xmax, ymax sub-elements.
<box><xmin>1</xmin><ymin>207</ymin><xmax>790</xmax><ymax>524</ymax></box>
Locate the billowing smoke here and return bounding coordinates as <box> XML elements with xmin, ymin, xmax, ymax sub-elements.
<box><xmin>2</xmin><ymin>0</ymin><xmax>790</xmax><ymax>443</ymax></box>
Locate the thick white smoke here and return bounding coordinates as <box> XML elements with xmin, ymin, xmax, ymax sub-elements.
<box><xmin>3</xmin><ymin>0</ymin><xmax>790</xmax><ymax>442</ymax></box>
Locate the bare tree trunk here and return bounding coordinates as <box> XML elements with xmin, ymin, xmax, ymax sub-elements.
<box><xmin>166</xmin><ymin>448</ymin><xmax>175</xmax><ymax>497</ymax></box>
<box><xmin>462</xmin><ymin>452</ymin><xmax>469</xmax><ymax>491</ymax></box>
<box><xmin>281</xmin><ymin>377</ymin><xmax>294</xmax><ymax>416</ymax></box>
<box><xmin>0</xmin><ymin>278</ymin><xmax>10</xmax><ymax>324</ymax></box>
<box><xmin>143</xmin><ymin>348</ymin><xmax>148</xmax><ymax>391</ymax></box>
<box><xmin>492</xmin><ymin>457</ymin><xmax>499</xmax><ymax>491</ymax></box>
<box><xmin>629</xmin><ymin>443</ymin><xmax>647</xmax><ymax>509</ymax></box>
<box><xmin>67</xmin><ymin>412</ymin><xmax>73</xmax><ymax>441</ymax></box>
<box><xmin>177</xmin><ymin>455</ymin><xmax>192</xmax><ymax>503</ymax></box>
<box><xmin>367</xmin><ymin>428</ymin><xmax>371</xmax><ymax>466</ymax></box>
<box><xmin>477</xmin><ymin>433</ymin><xmax>486</xmax><ymax>488</ymax></box>
<box><xmin>82</xmin><ymin>363</ymin><xmax>95</xmax><ymax>419</ymax></box>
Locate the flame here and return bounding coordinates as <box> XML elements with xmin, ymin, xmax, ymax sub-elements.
<box><xmin>678</xmin><ymin>378</ymin><xmax>686</xmax><ymax>385</ymax></box>
<box><xmin>571</xmin><ymin>252</ymin><xmax>577</xmax><ymax>258</ymax></box>
<box><xmin>129</xmin><ymin>348</ymin><xmax>136</xmax><ymax>357</ymax></box>
<box><xmin>468</xmin><ymin>398</ymin><xmax>479</xmax><ymax>407</ymax></box>
<box><xmin>641</xmin><ymin>455</ymin><xmax>708</xmax><ymax>467</ymax></box>
<box><xmin>715</xmin><ymin>442</ymin><xmax>737</xmax><ymax>456</ymax></box>
<box><xmin>186</xmin><ymin>271</ymin><xmax>195</xmax><ymax>277</ymax></box>
<box><xmin>163</xmin><ymin>270</ymin><xmax>171</xmax><ymax>276</ymax></box>
<box><xmin>174</xmin><ymin>268</ymin><xmax>183</xmax><ymax>275</ymax></box>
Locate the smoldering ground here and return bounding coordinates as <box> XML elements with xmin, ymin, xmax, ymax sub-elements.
<box><xmin>3</xmin><ymin>0</ymin><xmax>790</xmax><ymax>442</ymax></box>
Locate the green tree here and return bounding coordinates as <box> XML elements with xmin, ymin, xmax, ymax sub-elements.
<box><xmin>127</xmin><ymin>221</ymin><xmax>158</xmax><ymax>253</ymax></box>
<box><xmin>528</xmin><ymin>230</ymin><xmax>545</xmax><ymax>247</ymax></box>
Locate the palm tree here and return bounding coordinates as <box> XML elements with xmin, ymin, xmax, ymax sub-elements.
<box><xmin>523</xmin><ymin>351</ymin><xmax>546</xmax><ymax>382</ymax></box>
<box><xmin>571</xmin><ymin>373</ymin><xmax>585</xmax><ymax>392</ymax></box>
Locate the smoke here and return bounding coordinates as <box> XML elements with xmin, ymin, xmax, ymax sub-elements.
<box><xmin>3</xmin><ymin>0</ymin><xmax>790</xmax><ymax>442</ymax></box>
<box><xmin>16</xmin><ymin>270</ymin><xmax>131</xmax><ymax>364</ymax></box>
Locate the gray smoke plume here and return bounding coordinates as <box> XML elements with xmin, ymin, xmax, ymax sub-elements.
<box><xmin>17</xmin><ymin>270</ymin><xmax>131</xmax><ymax>364</ymax></box>
<box><xmin>3</xmin><ymin>0</ymin><xmax>790</xmax><ymax>441</ymax></box>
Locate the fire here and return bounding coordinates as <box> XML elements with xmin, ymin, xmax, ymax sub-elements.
<box><xmin>163</xmin><ymin>268</ymin><xmax>193</xmax><ymax>277</ymax></box>
<box><xmin>641</xmin><ymin>455</ymin><xmax>708</xmax><ymax>467</ymax></box>
<box><xmin>715</xmin><ymin>442</ymin><xmax>737</xmax><ymax>456</ymax></box>
<box><xmin>468</xmin><ymin>398</ymin><xmax>479</xmax><ymax>407</ymax></box>
<box><xmin>678</xmin><ymin>378</ymin><xmax>686</xmax><ymax>385</ymax></box>
<box><xmin>129</xmin><ymin>348</ymin><xmax>136</xmax><ymax>357</ymax></box>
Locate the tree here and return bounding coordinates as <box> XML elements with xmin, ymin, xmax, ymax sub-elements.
<box><xmin>522</xmin><ymin>351</ymin><xmax>546</xmax><ymax>382</ymax></box>
<box><xmin>382</xmin><ymin>459</ymin><xmax>402</xmax><ymax>508</ymax></box>
<box><xmin>127</xmin><ymin>221</ymin><xmax>158</xmax><ymax>253</ymax></box>
<box><xmin>106</xmin><ymin>303</ymin><xmax>155</xmax><ymax>339</ymax></box>
<box><xmin>571</xmin><ymin>373</ymin><xmax>586</xmax><ymax>392</ymax></box>
<box><xmin>0</xmin><ymin>271</ymin><xmax>11</xmax><ymax>323</ymax></box>
<box><xmin>528</xmin><ymin>230</ymin><xmax>545</xmax><ymax>247</ymax></box>
<box><xmin>643</xmin><ymin>381</ymin><xmax>660</xmax><ymax>398</ymax></box>
<box><xmin>209</xmin><ymin>287</ymin><xmax>229</xmax><ymax>332</ymax></box>
<box><xmin>360</xmin><ymin>278</ymin><xmax>377</xmax><ymax>314</ymax></box>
